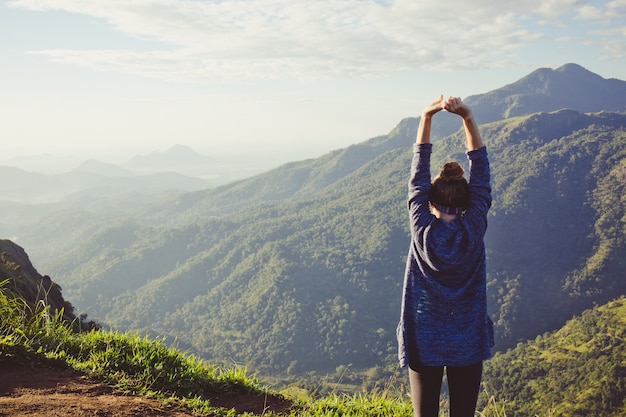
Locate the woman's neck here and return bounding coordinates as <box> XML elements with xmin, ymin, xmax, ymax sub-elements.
<box><xmin>432</xmin><ymin>207</ymin><xmax>457</xmax><ymax>223</ymax></box>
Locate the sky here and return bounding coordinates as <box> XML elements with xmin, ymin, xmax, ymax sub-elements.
<box><xmin>1</xmin><ymin>0</ymin><xmax>625</xmax><ymax>171</ymax></box>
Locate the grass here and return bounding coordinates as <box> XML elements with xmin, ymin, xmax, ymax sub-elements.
<box><xmin>290</xmin><ymin>392</ymin><xmax>414</xmax><ymax>416</ymax></box>
<box><xmin>0</xmin><ymin>279</ymin><xmax>514</xmax><ymax>416</ymax></box>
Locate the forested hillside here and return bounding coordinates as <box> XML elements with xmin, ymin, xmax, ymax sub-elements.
<box><xmin>481</xmin><ymin>297</ymin><xmax>626</xmax><ymax>417</ymax></box>
<box><xmin>9</xmin><ymin>64</ymin><xmax>626</xmax><ymax>376</ymax></box>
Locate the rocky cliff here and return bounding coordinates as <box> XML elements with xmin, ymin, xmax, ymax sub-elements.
<box><xmin>0</xmin><ymin>239</ymin><xmax>84</xmax><ymax>327</ymax></box>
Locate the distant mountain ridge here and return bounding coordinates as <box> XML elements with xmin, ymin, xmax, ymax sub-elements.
<box><xmin>0</xmin><ymin>163</ymin><xmax>209</xmax><ymax>204</ymax></box>
<box><xmin>114</xmin><ymin>64</ymin><xmax>626</xmax><ymax>227</ymax></box>
<box><xmin>124</xmin><ymin>144</ymin><xmax>217</xmax><ymax>176</ymax></box>
<box><xmin>0</xmin><ymin>145</ymin><xmax>256</xmax><ymax>206</ymax></box>
<box><xmin>467</xmin><ymin>62</ymin><xmax>626</xmax><ymax>119</ymax></box>
<box><xmin>8</xmin><ymin>64</ymin><xmax>626</xmax><ymax>378</ymax></box>
<box><xmin>75</xmin><ymin>159</ymin><xmax>134</xmax><ymax>177</ymax></box>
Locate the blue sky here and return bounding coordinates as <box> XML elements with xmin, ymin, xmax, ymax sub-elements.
<box><xmin>1</xmin><ymin>0</ymin><xmax>625</xmax><ymax>170</ymax></box>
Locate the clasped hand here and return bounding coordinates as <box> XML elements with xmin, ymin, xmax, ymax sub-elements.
<box><xmin>422</xmin><ymin>95</ymin><xmax>472</xmax><ymax>120</ymax></box>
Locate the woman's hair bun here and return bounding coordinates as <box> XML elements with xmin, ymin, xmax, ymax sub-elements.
<box><xmin>439</xmin><ymin>161</ymin><xmax>465</xmax><ymax>181</ymax></box>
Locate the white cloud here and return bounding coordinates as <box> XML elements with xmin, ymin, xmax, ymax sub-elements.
<box><xmin>533</xmin><ymin>0</ymin><xmax>585</xmax><ymax>17</ymax></box>
<box><xmin>8</xmin><ymin>0</ymin><xmax>624</xmax><ymax>81</ymax></box>
<box><xmin>578</xmin><ymin>5</ymin><xmax>608</xmax><ymax>19</ymax></box>
<box><xmin>578</xmin><ymin>0</ymin><xmax>626</xmax><ymax>19</ymax></box>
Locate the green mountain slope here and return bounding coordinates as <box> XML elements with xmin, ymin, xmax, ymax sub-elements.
<box><xmin>482</xmin><ymin>297</ymin><xmax>626</xmax><ymax>417</ymax></box>
<box><xmin>38</xmin><ymin>107</ymin><xmax>626</xmax><ymax>374</ymax></box>
<box><xmin>457</xmin><ymin>110</ymin><xmax>626</xmax><ymax>343</ymax></box>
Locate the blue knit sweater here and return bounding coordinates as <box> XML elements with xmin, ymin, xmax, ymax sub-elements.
<box><xmin>397</xmin><ymin>143</ymin><xmax>494</xmax><ymax>367</ymax></box>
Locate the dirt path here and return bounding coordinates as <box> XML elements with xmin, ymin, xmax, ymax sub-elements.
<box><xmin>0</xmin><ymin>362</ymin><xmax>292</xmax><ymax>416</ymax></box>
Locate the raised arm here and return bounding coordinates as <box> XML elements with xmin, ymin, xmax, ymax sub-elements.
<box><xmin>443</xmin><ymin>97</ymin><xmax>484</xmax><ymax>150</ymax></box>
<box><xmin>416</xmin><ymin>95</ymin><xmax>445</xmax><ymax>144</ymax></box>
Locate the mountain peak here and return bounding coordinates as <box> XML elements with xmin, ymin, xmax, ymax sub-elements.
<box><xmin>464</xmin><ymin>63</ymin><xmax>626</xmax><ymax>123</ymax></box>
<box><xmin>525</xmin><ymin>62</ymin><xmax>605</xmax><ymax>85</ymax></box>
<box><xmin>555</xmin><ymin>62</ymin><xmax>595</xmax><ymax>75</ymax></box>
<box><xmin>165</xmin><ymin>144</ymin><xmax>200</xmax><ymax>157</ymax></box>
<box><xmin>74</xmin><ymin>159</ymin><xmax>133</xmax><ymax>177</ymax></box>
<box><xmin>555</xmin><ymin>62</ymin><xmax>584</xmax><ymax>71</ymax></box>
<box><xmin>125</xmin><ymin>144</ymin><xmax>215</xmax><ymax>176</ymax></box>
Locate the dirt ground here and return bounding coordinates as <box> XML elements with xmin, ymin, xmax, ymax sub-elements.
<box><xmin>0</xmin><ymin>362</ymin><xmax>292</xmax><ymax>416</ymax></box>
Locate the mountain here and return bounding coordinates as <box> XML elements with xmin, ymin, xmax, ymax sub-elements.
<box><xmin>0</xmin><ymin>161</ymin><xmax>210</xmax><ymax>209</ymax></box>
<box><xmin>9</xmin><ymin>64</ymin><xmax>626</xmax><ymax>376</ymax></box>
<box><xmin>38</xmin><ymin>118</ymin><xmax>626</xmax><ymax>373</ymax></box>
<box><xmin>122</xmin><ymin>63</ymin><xmax>626</xmax><ymax>223</ymax></box>
<box><xmin>0</xmin><ymin>145</ymin><xmax>270</xmax><ymax>217</ymax></box>
<box><xmin>0</xmin><ymin>166</ymin><xmax>102</xmax><ymax>204</ymax></box>
<box><xmin>411</xmin><ymin>63</ymin><xmax>626</xmax><ymax>139</ymax></box>
<box><xmin>74</xmin><ymin>159</ymin><xmax>135</xmax><ymax>176</ymax></box>
<box><xmin>465</xmin><ymin>62</ymin><xmax>626</xmax><ymax>122</ymax></box>
<box><xmin>482</xmin><ymin>297</ymin><xmax>626</xmax><ymax>417</ymax></box>
<box><xmin>124</xmin><ymin>144</ymin><xmax>217</xmax><ymax>176</ymax></box>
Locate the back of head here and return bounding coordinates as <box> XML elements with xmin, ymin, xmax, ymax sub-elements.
<box><xmin>430</xmin><ymin>161</ymin><xmax>469</xmax><ymax>212</ymax></box>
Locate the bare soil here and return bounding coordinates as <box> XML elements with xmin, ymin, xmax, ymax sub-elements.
<box><xmin>0</xmin><ymin>362</ymin><xmax>292</xmax><ymax>416</ymax></box>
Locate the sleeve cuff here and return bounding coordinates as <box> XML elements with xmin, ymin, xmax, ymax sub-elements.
<box><xmin>467</xmin><ymin>146</ymin><xmax>487</xmax><ymax>160</ymax></box>
<box><xmin>414</xmin><ymin>143</ymin><xmax>433</xmax><ymax>152</ymax></box>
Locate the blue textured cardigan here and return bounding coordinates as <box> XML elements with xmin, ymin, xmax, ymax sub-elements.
<box><xmin>397</xmin><ymin>143</ymin><xmax>494</xmax><ymax>367</ymax></box>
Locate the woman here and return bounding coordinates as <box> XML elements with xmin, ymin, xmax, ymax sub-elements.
<box><xmin>397</xmin><ymin>96</ymin><xmax>494</xmax><ymax>417</ymax></box>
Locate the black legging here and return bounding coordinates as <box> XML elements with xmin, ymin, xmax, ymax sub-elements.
<box><xmin>408</xmin><ymin>361</ymin><xmax>483</xmax><ymax>417</ymax></box>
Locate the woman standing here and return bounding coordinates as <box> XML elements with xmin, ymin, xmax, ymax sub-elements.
<box><xmin>397</xmin><ymin>96</ymin><xmax>494</xmax><ymax>417</ymax></box>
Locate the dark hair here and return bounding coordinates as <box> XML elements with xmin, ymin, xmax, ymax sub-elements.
<box><xmin>429</xmin><ymin>161</ymin><xmax>469</xmax><ymax>209</ymax></box>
